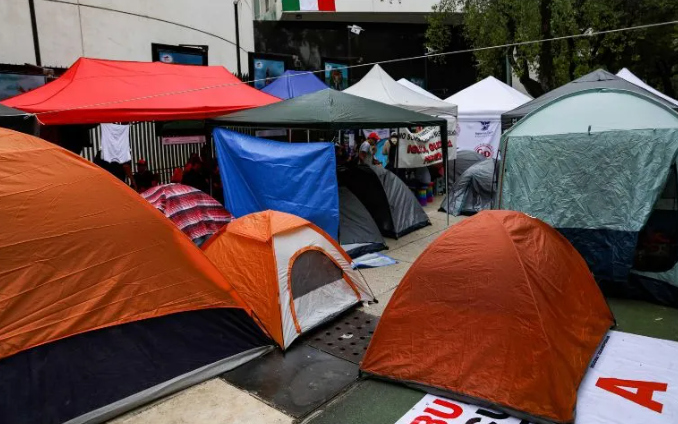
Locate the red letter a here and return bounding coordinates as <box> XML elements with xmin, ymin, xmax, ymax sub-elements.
<box><xmin>596</xmin><ymin>378</ymin><xmax>668</xmax><ymax>413</ymax></box>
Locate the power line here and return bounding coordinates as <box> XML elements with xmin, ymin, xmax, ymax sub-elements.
<box><xmin>31</xmin><ymin>19</ymin><xmax>678</xmax><ymax>118</ymax></box>
<box><xmin>45</xmin><ymin>0</ymin><xmax>249</xmax><ymax>52</ymax></box>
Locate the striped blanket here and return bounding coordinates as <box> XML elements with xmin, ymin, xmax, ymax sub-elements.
<box><xmin>142</xmin><ymin>184</ymin><xmax>232</xmax><ymax>245</ymax></box>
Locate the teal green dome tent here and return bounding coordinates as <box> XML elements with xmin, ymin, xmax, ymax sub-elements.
<box><xmin>497</xmin><ymin>88</ymin><xmax>678</xmax><ymax>306</ymax></box>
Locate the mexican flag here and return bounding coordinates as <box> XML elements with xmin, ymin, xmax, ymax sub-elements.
<box><xmin>282</xmin><ymin>0</ymin><xmax>336</xmax><ymax>12</ymax></box>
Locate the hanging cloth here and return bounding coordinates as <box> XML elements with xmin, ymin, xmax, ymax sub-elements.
<box><xmin>100</xmin><ymin>123</ymin><xmax>131</xmax><ymax>163</ymax></box>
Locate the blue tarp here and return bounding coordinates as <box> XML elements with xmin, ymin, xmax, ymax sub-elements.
<box><xmin>214</xmin><ymin>128</ymin><xmax>340</xmax><ymax>239</ymax></box>
<box><xmin>261</xmin><ymin>70</ymin><xmax>328</xmax><ymax>100</ymax></box>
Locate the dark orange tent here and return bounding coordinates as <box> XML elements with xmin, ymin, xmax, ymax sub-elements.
<box><xmin>361</xmin><ymin>210</ymin><xmax>614</xmax><ymax>424</ymax></box>
<box><xmin>203</xmin><ymin>210</ymin><xmax>374</xmax><ymax>349</ymax></box>
<box><xmin>0</xmin><ymin>129</ymin><xmax>271</xmax><ymax>424</ymax></box>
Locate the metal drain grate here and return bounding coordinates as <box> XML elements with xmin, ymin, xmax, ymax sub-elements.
<box><xmin>221</xmin><ymin>345</ymin><xmax>358</xmax><ymax>418</ymax></box>
<box><xmin>301</xmin><ymin>309</ymin><xmax>378</xmax><ymax>364</ymax></box>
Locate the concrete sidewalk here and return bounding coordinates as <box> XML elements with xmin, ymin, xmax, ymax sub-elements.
<box><xmin>112</xmin><ymin>204</ymin><xmax>678</xmax><ymax>424</ymax></box>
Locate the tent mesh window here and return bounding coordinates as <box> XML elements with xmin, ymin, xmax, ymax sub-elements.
<box><xmin>634</xmin><ymin>166</ymin><xmax>678</xmax><ymax>272</ymax></box>
<box><xmin>290</xmin><ymin>250</ymin><xmax>344</xmax><ymax>299</ymax></box>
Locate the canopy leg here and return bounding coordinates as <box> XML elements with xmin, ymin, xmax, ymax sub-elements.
<box><xmin>441</xmin><ymin>122</ymin><xmax>449</xmax><ymax>228</ymax></box>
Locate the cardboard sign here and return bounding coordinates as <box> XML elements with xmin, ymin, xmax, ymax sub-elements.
<box><xmin>398</xmin><ymin>127</ymin><xmax>457</xmax><ymax>168</ymax></box>
<box><xmin>456</xmin><ymin>120</ymin><xmax>501</xmax><ymax>158</ymax></box>
<box><xmin>395</xmin><ymin>331</ymin><xmax>677</xmax><ymax>424</ymax></box>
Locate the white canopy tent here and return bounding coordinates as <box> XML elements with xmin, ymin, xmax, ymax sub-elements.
<box><xmin>396</xmin><ymin>78</ymin><xmax>441</xmax><ymax>100</ymax></box>
<box><xmin>616</xmin><ymin>68</ymin><xmax>678</xmax><ymax>108</ymax></box>
<box><xmin>445</xmin><ymin>76</ymin><xmax>531</xmax><ymax>157</ymax></box>
<box><xmin>345</xmin><ymin>65</ymin><xmax>458</xmax><ymax>117</ymax></box>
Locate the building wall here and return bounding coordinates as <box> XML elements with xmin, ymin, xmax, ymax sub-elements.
<box><xmin>0</xmin><ymin>0</ymin><xmax>254</xmax><ymax>73</ymax></box>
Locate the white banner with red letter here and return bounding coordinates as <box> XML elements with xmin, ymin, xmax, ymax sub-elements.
<box><xmin>456</xmin><ymin>120</ymin><xmax>501</xmax><ymax>158</ymax></box>
<box><xmin>395</xmin><ymin>331</ymin><xmax>677</xmax><ymax>424</ymax></box>
<box><xmin>397</xmin><ymin>127</ymin><xmax>457</xmax><ymax>168</ymax></box>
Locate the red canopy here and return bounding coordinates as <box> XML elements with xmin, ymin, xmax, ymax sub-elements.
<box><xmin>2</xmin><ymin>58</ymin><xmax>279</xmax><ymax>125</ymax></box>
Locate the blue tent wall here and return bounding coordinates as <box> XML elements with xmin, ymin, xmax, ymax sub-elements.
<box><xmin>261</xmin><ymin>70</ymin><xmax>328</xmax><ymax>100</ymax></box>
<box><xmin>214</xmin><ymin>128</ymin><xmax>340</xmax><ymax>239</ymax></box>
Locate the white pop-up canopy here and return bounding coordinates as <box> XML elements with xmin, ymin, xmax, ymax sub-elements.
<box><xmin>396</xmin><ymin>78</ymin><xmax>441</xmax><ymax>100</ymax></box>
<box><xmin>445</xmin><ymin>76</ymin><xmax>531</xmax><ymax>157</ymax></box>
<box><xmin>345</xmin><ymin>65</ymin><xmax>458</xmax><ymax>117</ymax></box>
<box><xmin>617</xmin><ymin>68</ymin><xmax>678</xmax><ymax>108</ymax></box>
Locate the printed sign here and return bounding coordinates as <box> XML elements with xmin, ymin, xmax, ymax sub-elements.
<box><xmin>395</xmin><ymin>331</ymin><xmax>677</xmax><ymax>424</ymax></box>
<box><xmin>325</xmin><ymin>62</ymin><xmax>348</xmax><ymax>90</ymax></box>
<box><xmin>456</xmin><ymin>120</ymin><xmax>501</xmax><ymax>158</ymax></box>
<box><xmin>396</xmin><ymin>395</ymin><xmax>530</xmax><ymax>424</ymax></box>
<box><xmin>398</xmin><ymin>127</ymin><xmax>457</xmax><ymax>168</ymax></box>
<box><xmin>253</xmin><ymin>58</ymin><xmax>285</xmax><ymax>89</ymax></box>
<box><xmin>161</xmin><ymin>135</ymin><xmax>206</xmax><ymax>145</ymax></box>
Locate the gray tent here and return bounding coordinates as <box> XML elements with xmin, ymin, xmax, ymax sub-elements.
<box><xmin>502</xmin><ymin>69</ymin><xmax>678</xmax><ymax>130</ymax></box>
<box><xmin>339</xmin><ymin>187</ymin><xmax>387</xmax><ymax>258</ymax></box>
<box><xmin>451</xmin><ymin>150</ymin><xmax>487</xmax><ymax>182</ymax></box>
<box><xmin>0</xmin><ymin>104</ymin><xmax>38</xmax><ymax>135</ymax></box>
<box><xmin>212</xmin><ymin>88</ymin><xmax>447</xmax><ymax>131</ymax></box>
<box><xmin>440</xmin><ymin>159</ymin><xmax>496</xmax><ymax>216</ymax></box>
<box><xmin>339</xmin><ymin>165</ymin><xmax>430</xmax><ymax>239</ymax></box>
<box><xmin>439</xmin><ymin>151</ymin><xmax>488</xmax><ymax>212</ymax></box>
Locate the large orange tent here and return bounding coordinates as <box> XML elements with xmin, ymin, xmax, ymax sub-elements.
<box><xmin>203</xmin><ymin>210</ymin><xmax>375</xmax><ymax>349</ymax></box>
<box><xmin>1</xmin><ymin>57</ymin><xmax>279</xmax><ymax>125</ymax></box>
<box><xmin>361</xmin><ymin>211</ymin><xmax>614</xmax><ymax>424</ymax></box>
<box><xmin>0</xmin><ymin>129</ymin><xmax>271</xmax><ymax>424</ymax></box>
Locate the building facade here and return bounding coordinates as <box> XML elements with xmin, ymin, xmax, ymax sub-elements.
<box><xmin>251</xmin><ymin>0</ymin><xmax>474</xmax><ymax>98</ymax></box>
<box><xmin>0</xmin><ymin>0</ymin><xmax>253</xmax><ymax>72</ymax></box>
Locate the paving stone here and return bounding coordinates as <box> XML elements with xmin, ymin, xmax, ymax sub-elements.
<box><xmin>110</xmin><ymin>379</ymin><xmax>292</xmax><ymax>424</ymax></box>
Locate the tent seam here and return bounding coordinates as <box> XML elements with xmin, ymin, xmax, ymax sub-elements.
<box><xmin>487</xmin><ymin>213</ymin><xmax>552</xmax><ymax>349</ymax></box>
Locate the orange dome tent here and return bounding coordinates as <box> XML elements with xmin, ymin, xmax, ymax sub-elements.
<box><xmin>361</xmin><ymin>211</ymin><xmax>614</xmax><ymax>424</ymax></box>
<box><xmin>0</xmin><ymin>129</ymin><xmax>271</xmax><ymax>424</ymax></box>
<box><xmin>203</xmin><ymin>210</ymin><xmax>375</xmax><ymax>349</ymax></box>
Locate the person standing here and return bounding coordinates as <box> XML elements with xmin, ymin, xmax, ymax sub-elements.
<box><xmin>133</xmin><ymin>158</ymin><xmax>154</xmax><ymax>193</ymax></box>
<box><xmin>382</xmin><ymin>131</ymin><xmax>399</xmax><ymax>172</ymax></box>
<box><xmin>94</xmin><ymin>151</ymin><xmax>136</xmax><ymax>191</ymax></box>
<box><xmin>181</xmin><ymin>157</ymin><xmax>209</xmax><ymax>193</ymax></box>
<box><xmin>359</xmin><ymin>132</ymin><xmax>381</xmax><ymax>166</ymax></box>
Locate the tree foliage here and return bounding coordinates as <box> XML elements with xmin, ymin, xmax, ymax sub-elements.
<box><xmin>427</xmin><ymin>0</ymin><xmax>678</xmax><ymax>97</ymax></box>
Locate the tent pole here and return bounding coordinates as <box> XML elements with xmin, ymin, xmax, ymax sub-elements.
<box><xmin>442</xmin><ymin>122</ymin><xmax>450</xmax><ymax>227</ymax></box>
<box><xmin>307</xmin><ymin>129</ymin><xmax>310</xmax><ymax>143</ymax></box>
<box><xmin>395</xmin><ymin>128</ymin><xmax>399</xmax><ymax>171</ymax></box>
